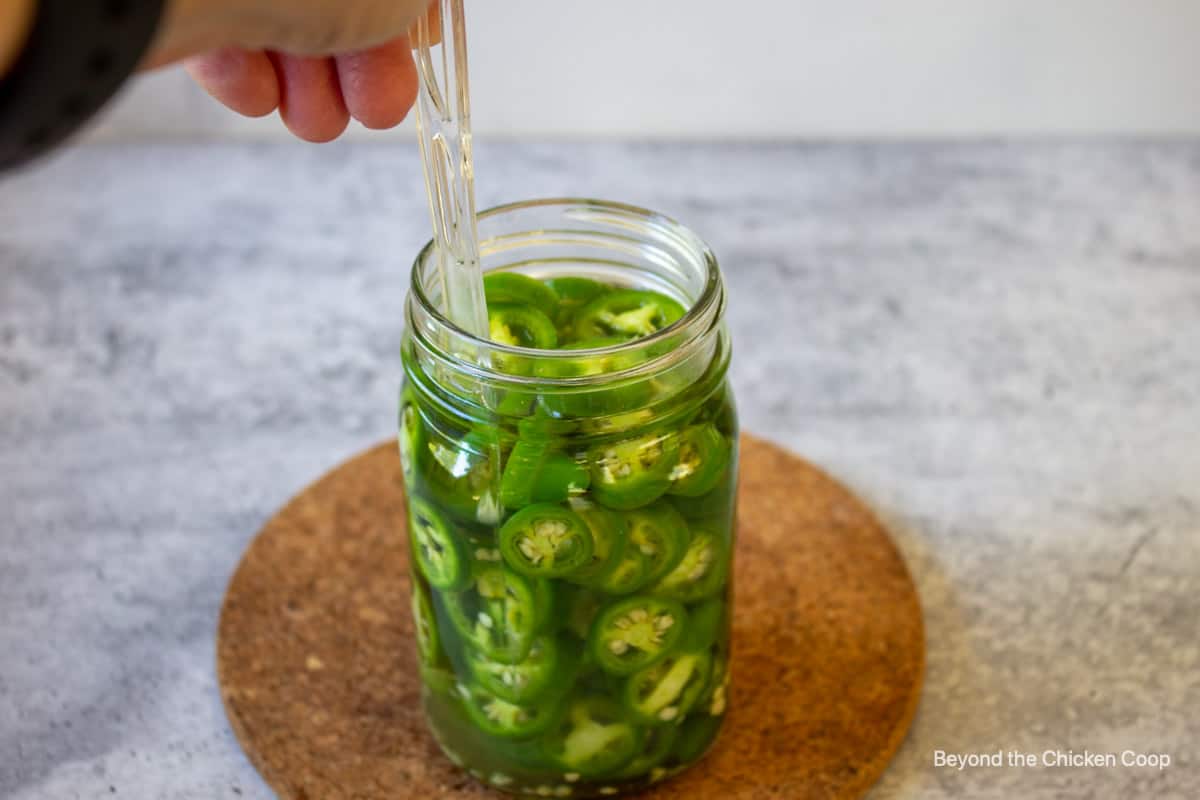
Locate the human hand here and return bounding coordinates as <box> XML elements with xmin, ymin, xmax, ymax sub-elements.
<box><xmin>148</xmin><ymin>0</ymin><xmax>435</xmax><ymax>142</ymax></box>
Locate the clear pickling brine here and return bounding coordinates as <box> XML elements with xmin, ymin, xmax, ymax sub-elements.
<box><xmin>400</xmin><ymin>199</ymin><xmax>737</xmax><ymax>798</ymax></box>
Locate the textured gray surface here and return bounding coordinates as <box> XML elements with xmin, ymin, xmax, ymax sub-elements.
<box><xmin>1</xmin><ymin>141</ymin><xmax>1198</xmax><ymax>799</ymax></box>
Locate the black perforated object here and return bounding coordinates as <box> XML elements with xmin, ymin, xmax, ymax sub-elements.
<box><xmin>0</xmin><ymin>0</ymin><xmax>166</xmax><ymax>171</ymax></box>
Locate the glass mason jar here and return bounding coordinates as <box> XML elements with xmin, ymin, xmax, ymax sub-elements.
<box><xmin>399</xmin><ymin>199</ymin><xmax>737</xmax><ymax>797</ymax></box>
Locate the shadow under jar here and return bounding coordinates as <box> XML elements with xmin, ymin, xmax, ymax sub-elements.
<box><xmin>400</xmin><ymin>199</ymin><xmax>737</xmax><ymax>798</ymax></box>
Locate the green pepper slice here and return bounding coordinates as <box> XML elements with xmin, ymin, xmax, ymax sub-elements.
<box><xmin>540</xmin><ymin>694</ymin><xmax>643</xmax><ymax>777</ymax></box>
<box><xmin>589</xmin><ymin>431</ymin><xmax>680</xmax><ymax>510</ymax></box>
<box><xmin>671</xmin><ymin>711</ymin><xmax>723</xmax><ymax>764</ymax></box>
<box><xmin>588</xmin><ymin>595</ymin><xmax>688</xmax><ymax>676</ymax></box>
<box><xmin>623</xmin><ymin>648</ymin><xmax>712</xmax><ymax>725</ymax></box>
<box><xmin>417</xmin><ymin>578</ymin><xmax>446</xmax><ymax>666</ymax></box>
<box><xmin>612</xmin><ymin>721</ymin><xmax>678</xmax><ymax>779</ymax></box>
<box><xmin>500</xmin><ymin>439</ymin><xmax>589</xmax><ymax>509</ymax></box>
<box><xmin>559</xmin><ymin>582</ymin><xmax>604</xmax><ymax>640</ymax></box>
<box><xmin>458</xmin><ymin>682</ymin><xmax>564</xmax><ymax>740</ymax></box>
<box><xmin>498</xmin><ymin>503</ymin><xmax>594</xmax><ymax>579</ymax></box>
<box><xmin>484</xmin><ymin>272</ymin><xmax>560</xmax><ymax>319</ymax></box>
<box><xmin>445</xmin><ymin>562</ymin><xmax>540</xmax><ymax>664</ymax></box>
<box><xmin>532</xmin><ymin>576</ymin><xmax>557</xmax><ymax>635</ymax></box>
<box><xmin>408</xmin><ymin>497</ymin><xmax>470</xmax><ymax>591</ymax></box>
<box><xmin>488</xmin><ymin>303</ymin><xmax>558</xmax><ymax>376</ymax></box>
<box><xmin>499</xmin><ymin>438</ymin><xmax>546</xmax><ymax>509</ymax></box>
<box><xmin>594</xmin><ymin>546</ymin><xmax>651</xmax><ymax>595</ymax></box>
<box><xmin>420</xmin><ymin>664</ymin><xmax>458</xmax><ymax>697</ymax></box>
<box><xmin>703</xmin><ymin>381</ymin><xmax>738</xmax><ymax>438</ymax></box>
<box><xmin>531</xmin><ymin>452</ymin><xmax>590</xmax><ymax>503</ymax></box>
<box><xmin>568</xmin><ymin>504</ymin><xmax>628</xmax><ymax>585</ymax></box>
<box><xmin>680</xmin><ymin>596</ymin><xmax>726</xmax><ymax>653</ymax></box>
<box><xmin>398</xmin><ymin>384</ymin><xmax>424</xmax><ymax>486</ymax></box>
<box><xmin>488</xmin><ymin>303</ymin><xmax>558</xmax><ymax>350</ymax></box>
<box><xmin>494</xmin><ymin>388</ymin><xmax>536</xmax><ymax>417</ymax></box>
<box><xmin>623</xmin><ymin>502</ymin><xmax>690</xmax><ymax>586</ymax></box>
<box><xmin>667</xmin><ymin>478</ymin><xmax>735</xmax><ymax>526</ymax></box>
<box><xmin>423</xmin><ymin>430</ymin><xmax>503</xmax><ymax>526</ymax></box>
<box><xmin>668</xmin><ymin>424</ymin><xmax>730</xmax><ymax>498</ymax></box>
<box><xmin>697</xmin><ymin>652</ymin><xmax>730</xmax><ymax>716</ymax></box>
<box><xmin>546</xmin><ymin>276</ymin><xmax>611</xmax><ymax>338</ymax></box>
<box><xmin>412</xmin><ymin>581</ymin><xmax>441</xmax><ymax>667</ymax></box>
<box><xmin>536</xmin><ymin>338</ymin><xmax>651</xmax><ymax>418</ymax></box>
<box><xmin>535</xmin><ymin>338</ymin><xmax>641</xmax><ymax>378</ymax></box>
<box><xmin>589</xmin><ymin>504</ymin><xmax>676</xmax><ymax>595</ymax></box>
<box><xmin>651</xmin><ymin>528</ymin><xmax>729</xmax><ymax>603</ymax></box>
<box><xmin>467</xmin><ymin>634</ymin><xmax>574</xmax><ymax>704</ymax></box>
<box><xmin>573</xmin><ymin>289</ymin><xmax>687</xmax><ymax>340</ymax></box>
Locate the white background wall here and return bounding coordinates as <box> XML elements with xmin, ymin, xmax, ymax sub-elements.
<box><xmin>89</xmin><ymin>0</ymin><xmax>1200</xmax><ymax>141</ymax></box>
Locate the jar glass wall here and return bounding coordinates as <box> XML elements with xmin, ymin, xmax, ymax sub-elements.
<box><xmin>400</xmin><ymin>199</ymin><xmax>737</xmax><ymax>798</ymax></box>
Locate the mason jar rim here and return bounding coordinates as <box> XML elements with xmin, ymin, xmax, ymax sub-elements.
<box><xmin>407</xmin><ymin>197</ymin><xmax>725</xmax><ymax>387</ymax></box>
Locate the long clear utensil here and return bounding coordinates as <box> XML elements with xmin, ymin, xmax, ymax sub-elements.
<box><xmin>412</xmin><ymin>2</ymin><xmax>502</xmax><ymax>526</ymax></box>
<box><xmin>412</xmin><ymin>0</ymin><xmax>489</xmax><ymax>344</ymax></box>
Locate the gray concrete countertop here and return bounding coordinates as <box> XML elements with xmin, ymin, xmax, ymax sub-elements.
<box><xmin>1</xmin><ymin>141</ymin><xmax>1197</xmax><ymax>799</ymax></box>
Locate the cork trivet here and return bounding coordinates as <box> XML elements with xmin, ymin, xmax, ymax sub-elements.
<box><xmin>217</xmin><ymin>434</ymin><xmax>924</xmax><ymax>800</ymax></box>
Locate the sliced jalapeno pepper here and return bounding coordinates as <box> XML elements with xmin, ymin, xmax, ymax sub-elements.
<box><xmin>589</xmin><ymin>431</ymin><xmax>680</xmax><ymax>510</ymax></box>
<box><xmin>531</xmin><ymin>452</ymin><xmax>590</xmax><ymax>503</ymax></box>
<box><xmin>536</xmin><ymin>339</ymin><xmax>651</xmax><ymax>418</ymax></box>
<box><xmin>532</xmin><ymin>576</ymin><xmax>557</xmax><ymax>635</ymax></box>
<box><xmin>568</xmin><ymin>504</ymin><xmax>628</xmax><ymax>585</ymax></box>
<box><xmin>680</xmin><ymin>596</ymin><xmax>726</xmax><ymax>653</ymax></box>
<box><xmin>535</xmin><ymin>337</ymin><xmax>645</xmax><ymax>378</ymax></box>
<box><xmin>446</xmin><ymin>562</ymin><xmax>540</xmax><ymax>664</ymax></box>
<box><xmin>594</xmin><ymin>546</ymin><xmax>650</xmax><ymax>595</ymax></box>
<box><xmin>585</xmin><ymin>503</ymin><xmax>662</xmax><ymax>597</ymax></box>
<box><xmin>622</xmin><ymin>502</ymin><xmax>690</xmax><ymax>586</ymax></box>
<box><xmin>668</xmin><ymin>478</ymin><xmax>735</xmax><ymax>525</ymax></box>
<box><xmin>490</xmin><ymin>737</ymin><xmax>560</xmax><ymax>775</ymax></box>
<box><xmin>612</xmin><ymin>720</ymin><xmax>678</xmax><ymax>779</ymax></box>
<box><xmin>573</xmin><ymin>289</ymin><xmax>687</xmax><ymax>340</ymax></box>
<box><xmin>546</xmin><ymin>276</ymin><xmax>611</xmax><ymax>338</ymax></box>
<box><xmin>398</xmin><ymin>384</ymin><xmax>424</xmax><ymax>486</ymax></box>
<box><xmin>588</xmin><ymin>595</ymin><xmax>688</xmax><ymax>676</ymax></box>
<box><xmin>499</xmin><ymin>503</ymin><xmax>594</xmax><ymax>579</ymax></box>
<box><xmin>703</xmin><ymin>381</ymin><xmax>738</xmax><ymax>437</ymax></box>
<box><xmin>651</xmin><ymin>527</ymin><xmax>729</xmax><ymax>603</ymax></box>
<box><xmin>540</xmin><ymin>695</ymin><xmax>643</xmax><ymax>777</ymax></box>
<box><xmin>424</xmin><ymin>431</ymin><xmax>503</xmax><ymax>526</ymax></box>
<box><xmin>500</xmin><ymin>440</ymin><xmax>589</xmax><ymax>509</ymax></box>
<box><xmin>487</xmin><ymin>303</ymin><xmax>558</xmax><ymax>376</ymax></box>
<box><xmin>428</xmin><ymin>587</ymin><xmax>472</xmax><ymax>673</ymax></box>
<box><xmin>573</xmin><ymin>658</ymin><xmax>621</xmax><ymax>696</ymax></box>
<box><xmin>412</xmin><ymin>581</ymin><xmax>441</xmax><ymax>667</ymax></box>
<box><xmin>518</xmin><ymin>411</ymin><xmax>579</xmax><ymax>440</ymax></box>
<box><xmin>408</xmin><ymin>497</ymin><xmax>470</xmax><ymax>591</ymax></box>
<box><xmin>484</xmin><ymin>272</ymin><xmax>560</xmax><ymax>319</ymax></box>
<box><xmin>671</xmin><ymin>711</ymin><xmax>723</xmax><ymax>764</ymax></box>
<box><xmin>467</xmin><ymin>634</ymin><xmax>575</xmax><ymax>704</ymax></box>
<box><xmin>494</xmin><ymin>388</ymin><xmax>536</xmax><ymax>417</ymax></box>
<box><xmin>579</xmin><ymin>407</ymin><xmax>655</xmax><ymax>437</ymax></box>
<box><xmin>458</xmin><ymin>682</ymin><xmax>564</xmax><ymax>740</ymax></box>
<box><xmin>668</xmin><ymin>424</ymin><xmax>730</xmax><ymax>498</ymax></box>
<box><xmin>623</xmin><ymin>648</ymin><xmax>712</xmax><ymax>724</ymax></box>
<box><xmin>488</xmin><ymin>303</ymin><xmax>558</xmax><ymax>349</ymax></box>
<box><xmin>559</xmin><ymin>582</ymin><xmax>604</xmax><ymax>640</ymax></box>
<box><xmin>499</xmin><ymin>439</ymin><xmax>546</xmax><ymax>509</ymax></box>
<box><xmin>420</xmin><ymin>664</ymin><xmax>458</xmax><ymax>696</ymax></box>
<box><xmin>697</xmin><ymin>652</ymin><xmax>730</xmax><ymax>716</ymax></box>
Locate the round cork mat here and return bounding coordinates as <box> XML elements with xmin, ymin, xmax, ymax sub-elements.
<box><xmin>217</xmin><ymin>434</ymin><xmax>924</xmax><ymax>800</ymax></box>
